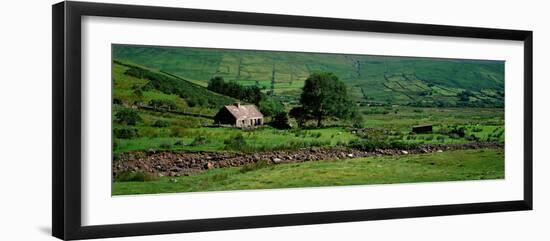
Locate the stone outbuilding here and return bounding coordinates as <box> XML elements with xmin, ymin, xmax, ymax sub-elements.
<box><xmin>412</xmin><ymin>124</ymin><xmax>433</xmax><ymax>134</ymax></box>
<box><xmin>214</xmin><ymin>103</ymin><xmax>264</xmax><ymax>128</ymax></box>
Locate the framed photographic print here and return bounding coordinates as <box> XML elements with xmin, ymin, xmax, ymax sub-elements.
<box><xmin>52</xmin><ymin>1</ymin><xmax>533</xmax><ymax>240</ymax></box>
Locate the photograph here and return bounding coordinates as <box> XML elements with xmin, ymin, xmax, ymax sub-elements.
<box><xmin>111</xmin><ymin>44</ymin><xmax>505</xmax><ymax>195</ymax></box>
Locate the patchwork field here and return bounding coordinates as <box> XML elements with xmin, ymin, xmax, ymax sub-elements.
<box><xmin>113</xmin><ymin>45</ymin><xmax>504</xmax><ymax>107</ymax></box>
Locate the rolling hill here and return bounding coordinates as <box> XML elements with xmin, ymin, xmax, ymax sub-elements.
<box><xmin>113</xmin><ymin>44</ymin><xmax>504</xmax><ymax>107</ymax></box>
<box><xmin>113</xmin><ymin>60</ymin><xmax>235</xmax><ymax>113</ymax></box>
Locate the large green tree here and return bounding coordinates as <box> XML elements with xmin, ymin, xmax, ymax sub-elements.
<box><xmin>300</xmin><ymin>72</ymin><xmax>354</xmax><ymax>127</ymax></box>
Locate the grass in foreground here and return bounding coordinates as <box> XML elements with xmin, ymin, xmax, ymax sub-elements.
<box><xmin>112</xmin><ymin>148</ymin><xmax>504</xmax><ymax>195</ymax></box>
<box><xmin>114</xmin><ymin>126</ymin><xmax>358</xmax><ymax>153</ymax></box>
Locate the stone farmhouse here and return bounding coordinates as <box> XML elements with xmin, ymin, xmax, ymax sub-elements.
<box><xmin>214</xmin><ymin>103</ymin><xmax>264</xmax><ymax>128</ymax></box>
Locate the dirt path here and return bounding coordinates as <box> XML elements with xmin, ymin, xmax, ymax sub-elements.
<box><xmin>113</xmin><ymin>142</ymin><xmax>503</xmax><ymax>177</ymax></box>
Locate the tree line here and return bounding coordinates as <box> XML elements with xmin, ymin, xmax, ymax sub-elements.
<box><xmin>207</xmin><ymin>76</ymin><xmax>263</xmax><ymax>104</ymax></box>
<box><xmin>207</xmin><ymin>72</ymin><xmax>358</xmax><ymax>128</ymax></box>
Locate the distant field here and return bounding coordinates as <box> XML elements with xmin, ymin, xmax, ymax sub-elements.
<box><xmin>112</xmin><ymin>148</ymin><xmax>504</xmax><ymax>195</ymax></box>
<box><xmin>113</xmin><ymin>45</ymin><xmax>504</xmax><ymax>106</ymax></box>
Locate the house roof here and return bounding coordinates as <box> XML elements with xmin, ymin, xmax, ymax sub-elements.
<box><xmin>223</xmin><ymin>104</ymin><xmax>263</xmax><ymax>119</ymax></box>
<box><xmin>412</xmin><ymin>124</ymin><xmax>433</xmax><ymax>128</ymax></box>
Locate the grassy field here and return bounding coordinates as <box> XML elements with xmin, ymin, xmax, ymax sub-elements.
<box><xmin>114</xmin><ymin>126</ymin><xmax>358</xmax><ymax>153</ymax></box>
<box><xmin>111</xmin><ymin>44</ymin><xmax>506</xmax><ymax>195</ymax></box>
<box><xmin>113</xmin><ymin>104</ymin><xmax>504</xmax><ymax>154</ymax></box>
<box><xmin>113</xmin><ymin>148</ymin><xmax>504</xmax><ymax>195</ymax></box>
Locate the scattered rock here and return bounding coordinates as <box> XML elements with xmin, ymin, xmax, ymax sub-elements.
<box><xmin>204</xmin><ymin>162</ymin><xmax>214</xmax><ymax>169</ymax></box>
<box><xmin>113</xmin><ymin>142</ymin><xmax>503</xmax><ymax>177</ymax></box>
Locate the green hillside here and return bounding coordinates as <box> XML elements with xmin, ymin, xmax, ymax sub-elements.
<box><xmin>113</xmin><ymin>44</ymin><xmax>504</xmax><ymax>107</ymax></box>
<box><xmin>113</xmin><ymin>60</ymin><xmax>235</xmax><ymax>111</ymax></box>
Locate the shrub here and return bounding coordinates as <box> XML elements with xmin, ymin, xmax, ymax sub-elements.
<box><xmin>112</xmin><ymin>98</ymin><xmax>123</xmax><ymax>105</ymax></box>
<box><xmin>115</xmin><ymin>108</ymin><xmax>142</xmax><ymax>125</ymax></box>
<box><xmin>289</xmin><ymin>106</ymin><xmax>309</xmax><ymax>127</ymax></box>
<box><xmin>190</xmin><ymin>136</ymin><xmax>209</xmax><ymax>146</ymax></box>
<box><xmin>496</xmin><ymin>130</ymin><xmax>504</xmax><ymax>138</ymax></box>
<box><xmin>348</xmin><ymin>139</ymin><xmax>418</xmax><ymax>151</ymax></box>
<box><xmin>209</xmin><ymin>173</ymin><xmax>229</xmax><ymax>182</ymax></box>
<box><xmin>448</xmin><ymin>126</ymin><xmax>466</xmax><ymax>138</ymax></box>
<box><xmin>152</xmin><ymin>119</ymin><xmax>170</xmax><ymax>128</ymax></box>
<box><xmin>465</xmin><ymin>134</ymin><xmax>480</xmax><ymax>141</ymax></box>
<box><xmin>224</xmin><ymin>134</ymin><xmax>247</xmax><ymax>150</ymax></box>
<box><xmin>449</xmin><ymin>133</ymin><xmax>461</xmax><ymax>139</ymax></box>
<box><xmin>457</xmin><ymin>90</ymin><xmax>474</xmax><ymax>102</ymax></box>
<box><xmin>425</xmin><ymin>135</ymin><xmax>434</xmax><ymax>141</ymax></box>
<box><xmin>159</xmin><ymin>141</ymin><xmax>172</xmax><ymax>149</ymax></box>
<box><xmin>351</xmin><ymin>113</ymin><xmax>364</xmax><ymax>128</ymax></box>
<box><xmin>113</xmin><ymin>127</ymin><xmax>139</xmax><ymax>139</ymax></box>
<box><xmin>279</xmin><ymin>140</ymin><xmax>330</xmax><ymax>150</ymax></box>
<box><xmin>170</xmin><ymin>126</ymin><xmax>187</xmax><ymax>137</ymax></box>
<box><xmin>389</xmin><ymin>141</ymin><xmax>419</xmax><ymax>150</ymax></box>
<box><xmin>186</xmin><ymin>99</ymin><xmax>197</xmax><ymax>107</ymax></box>
<box><xmin>112</xmin><ymin>153</ymin><xmax>121</xmax><ymax>162</ymax></box>
<box><xmin>239</xmin><ymin>160</ymin><xmax>269</xmax><ymax>173</ymax></box>
<box><xmin>471</xmin><ymin>126</ymin><xmax>483</xmax><ymax>132</ymax></box>
<box><xmin>114</xmin><ymin>170</ymin><xmax>158</xmax><ymax>182</ymax></box>
<box><xmin>436</xmin><ymin>135</ymin><xmax>446</xmax><ymax>143</ymax></box>
<box><xmin>271</xmin><ymin>111</ymin><xmax>291</xmax><ymax>129</ymax></box>
<box><xmin>174</xmin><ymin>139</ymin><xmax>185</xmax><ymax>146</ymax></box>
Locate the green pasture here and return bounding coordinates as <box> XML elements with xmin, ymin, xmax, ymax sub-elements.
<box><xmin>112</xmin><ymin>148</ymin><xmax>504</xmax><ymax>195</ymax></box>
<box><xmin>114</xmin><ymin>126</ymin><xmax>358</xmax><ymax>153</ymax></box>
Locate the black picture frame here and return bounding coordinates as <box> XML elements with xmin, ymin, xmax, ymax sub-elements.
<box><xmin>52</xmin><ymin>1</ymin><xmax>533</xmax><ymax>240</ymax></box>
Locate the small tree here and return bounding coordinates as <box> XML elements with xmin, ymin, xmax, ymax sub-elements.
<box><xmin>113</xmin><ymin>127</ymin><xmax>139</xmax><ymax>139</ymax></box>
<box><xmin>131</xmin><ymin>85</ymin><xmax>144</xmax><ymax>104</ymax></box>
<box><xmin>259</xmin><ymin>99</ymin><xmax>284</xmax><ymax>117</ymax></box>
<box><xmin>271</xmin><ymin>111</ymin><xmax>291</xmax><ymax>129</ymax></box>
<box><xmin>351</xmin><ymin>111</ymin><xmax>364</xmax><ymax>128</ymax></box>
<box><xmin>457</xmin><ymin>90</ymin><xmax>473</xmax><ymax>102</ymax></box>
<box><xmin>289</xmin><ymin>106</ymin><xmax>308</xmax><ymax>128</ymax></box>
<box><xmin>115</xmin><ymin>108</ymin><xmax>142</xmax><ymax>126</ymax></box>
<box><xmin>300</xmin><ymin>72</ymin><xmax>355</xmax><ymax>127</ymax></box>
<box><xmin>152</xmin><ymin>119</ymin><xmax>170</xmax><ymax>128</ymax></box>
